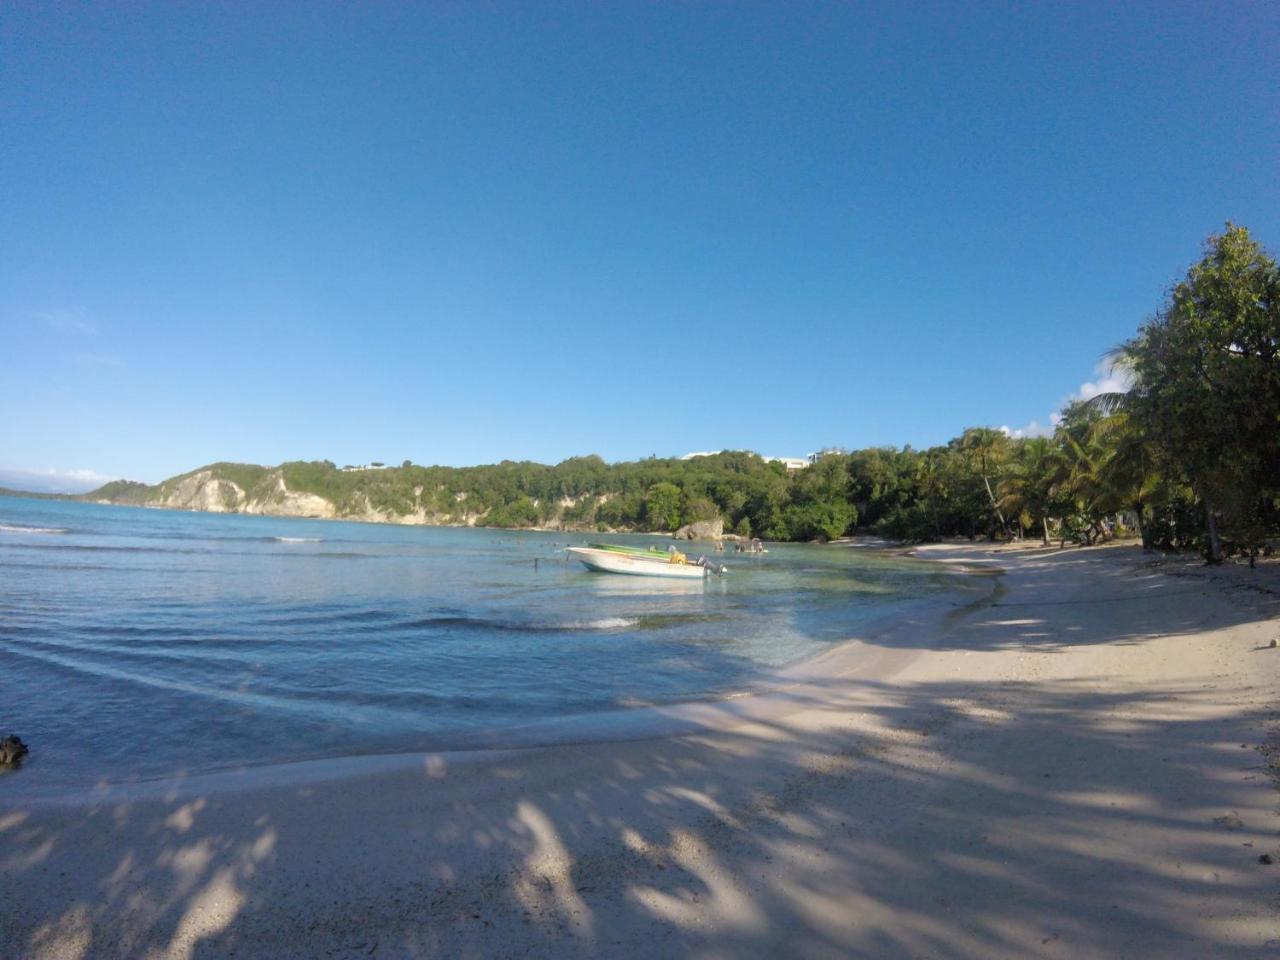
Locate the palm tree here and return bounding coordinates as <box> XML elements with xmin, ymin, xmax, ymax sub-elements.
<box><xmin>1053</xmin><ymin>403</ymin><xmax>1122</xmax><ymax>546</ymax></box>
<box><xmin>1093</xmin><ymin>410</ymin><xmax>1162</xmax><ymax>550</ymax></box>
<box><xmin>997</xmin><ymin>437</ymin><xmax>1060</xmax><ymax>544</ymax></box>
<box><xmin>955</xmin><ymin>427</ymin><xmax>1012</xmax><ymax>538</ymax></box>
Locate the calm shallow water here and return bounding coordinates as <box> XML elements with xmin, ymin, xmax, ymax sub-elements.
<box><xmin>0</xmin><ymin>496</ymin><xmax>953</xmax><ymax>788</ymax></box>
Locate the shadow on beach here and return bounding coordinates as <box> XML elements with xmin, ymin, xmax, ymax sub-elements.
<box><xmin>3</xmin><ymin>546</ymin><xmax>1279</xmax><ymax>959</ymax></box>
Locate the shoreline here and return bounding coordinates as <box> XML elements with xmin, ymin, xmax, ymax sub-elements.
<box><xmin>4</xmin><ymin>569</ymin><xmax>995</xmax><ymax>807</ymax></box>
<box><xmin>2</xmin><ymin>489</ymin><xmax>926</xmax><ymax>544</ymax></box>
<box><xmin>3</xmin><ymin>543</ymin><xmax>1277</xmax><ymax>958</ymax></box>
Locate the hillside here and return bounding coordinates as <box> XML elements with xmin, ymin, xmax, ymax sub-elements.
<box><xmin>79</xmin><ymin>454</ymin><xmax>799</xmax><ymax>534</ymax></box>
<box><xmin>0</xmin><ymin>487</ymin><xmax>65</xmax><ymax>501</ymax></box>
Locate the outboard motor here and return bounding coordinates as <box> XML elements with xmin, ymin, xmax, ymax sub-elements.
<box><xmin>694</xmin><ymin>555</ymin><xmax>728</xmax><ymax>576</ymax></box>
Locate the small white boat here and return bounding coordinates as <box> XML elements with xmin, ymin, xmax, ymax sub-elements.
<box><xmin>567</xmin><ymin>546</ymin><xmax>721</xmax><ymax>579</ymax></box>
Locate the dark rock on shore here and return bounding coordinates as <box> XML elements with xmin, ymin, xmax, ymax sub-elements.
<box><xmin>0</xmin><ymin>735</ymin><xmax>29</xmax><ymax>766</ymax></box>
<box><xmin>673</xmin><ymin>518</ymin><xmax>724</xmax><ymax>541</ymax></box>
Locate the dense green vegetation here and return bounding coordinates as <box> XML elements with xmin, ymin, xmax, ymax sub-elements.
<box><xmin>81</xmin><ymin>225</ymin><xmax>1278</xmax><ymax>559</ymax></box>
<box><xmin>1102</xmin><ymin>224</ymin><xmax>1280</xmax><ymax>562</ymax></box>
<box><xmin>0</xmin><ymin>487</ymin><xmax>63</xmax><ymax>501</ymax></box>
<box><xmin>78</xmin><ymin>480</ymin><xmax>153</xmax><ymax>503</ymax></box>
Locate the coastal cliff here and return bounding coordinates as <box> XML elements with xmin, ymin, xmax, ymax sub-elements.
<box><xmin>78</xmin><ymin>451</ymin><xmax>828</xmax><ymax>540</ymax></box>
<box><xmin>83</xmin><ymin>460</ymin><xmax>619</xmax><ymax>532</ymax></box>
<box><xmin>148</xmin><ymin>468</ymin><xmax>338</xmax><ymax>519</ymax></box>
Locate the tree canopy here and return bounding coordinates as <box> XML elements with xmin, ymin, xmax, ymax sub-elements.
<box><xmin>1115</xmin><ymin>224</ymin><xmax>1280</xmax><ymax>560</ymax></box>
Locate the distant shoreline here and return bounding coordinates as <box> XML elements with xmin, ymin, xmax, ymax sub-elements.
<box><xmin>0</xmin><ymin>489</ymin><xmax>675</xmax><ymax>538</ymax></box>
<box><xmin>0</xmin><ymin>490</ymin><xmax>781</xmax><ymax>543</ymax></box>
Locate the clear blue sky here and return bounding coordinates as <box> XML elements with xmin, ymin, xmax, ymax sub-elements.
<box><xmin>2</xmin><ymin>2</ymin><xmax>1277</xmax><ymax>490</ymax></box>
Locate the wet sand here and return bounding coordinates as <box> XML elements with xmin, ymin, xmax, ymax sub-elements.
<box><xmin>2</xmin><ymin>543</ymin><xmax>1278</xmax><ymax>958</ymax></box>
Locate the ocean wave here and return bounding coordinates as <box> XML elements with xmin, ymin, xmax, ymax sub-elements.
<box><xmin>9</xmin><ymin>542</ymin><xmax>206</xmax><ymax>554</ymax></box>
<box><xmin>263</xmin><ymin>608</ymin><xmax>401</xmax><ymax>627</ymax></box>
<box><xmin>127</xmin><ymin>531</ymin><xmax>338</xmax><ymax>544</ymax></box>
<box><xmin>0</xmin><ymin>523</ymin><xmax>70</xmax><ymax>535</ymax></box>
<box><xmin>567</xmin><ymin>616</ymin><xmax>640</xmax><ymax>630</ymax></box>
<box><xmin>407</xmin><ymin>614</ymin><xmax>641</xmax><ymax>633</ymax></box>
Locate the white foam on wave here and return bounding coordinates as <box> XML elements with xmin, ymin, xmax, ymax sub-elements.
<box><xmin>0</xmin><ymin>523</ymin><xmax>69</xmax><ymax>535</ymax></box>
<box><xmin>274</xmin><ymin>536</ymin><xmax>323</xmax><ymax>543</ymax></box>
<box><xmin>566</xmin><ymin>617</ymin><xmax>640</xmax><ymax>630</ymax></box>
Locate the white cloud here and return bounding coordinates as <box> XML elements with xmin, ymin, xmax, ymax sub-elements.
<box><xmin>999</xmin><ymin>420</ymin><xmax>1054</xmax><ymax>440</ymax></box>
<box><xmin>1074</xmin><ymin>361</ymin><xmax>1135</xmax><ymax>402</ymax></box>
<box><xmin>0</xmin><ymin>467</ymin><xmax>117</xmax><ymax>494</ymax></box>
<box><xmin>61</xmin><ymin>468</ymin><xmax>112</xmax><ymax>483</ymax></box>
<box><xmin>1001</xmin><ymin>361</ymin><xmax>1133</xmax><ymax>438</ymax></box>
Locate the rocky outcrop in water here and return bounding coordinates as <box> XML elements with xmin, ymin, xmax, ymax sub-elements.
<box><xmin>673</xmin><ymin>518</ymin><xmax>724</xmax><ymax>541</ymax></box>
<box><xmin>0</xmin><ymin>735</ymin><xmax>29</xmax><ymax>767</ymax></box>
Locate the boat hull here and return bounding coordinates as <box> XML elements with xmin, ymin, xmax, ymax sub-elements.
<box><xmin>567</xmin><ymin>546</ymin><xmax>710</xmax><ymax>579</ymax></box>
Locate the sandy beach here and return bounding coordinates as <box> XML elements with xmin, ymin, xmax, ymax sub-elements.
<box><xmin>3</xmin><ymin>542</ymin><xmax>1278</xmax><ymax>959</ymax></box>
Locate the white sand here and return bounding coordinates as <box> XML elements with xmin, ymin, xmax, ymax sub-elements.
<box><xmin>2</xmin><ymin>543</ymin><xmax>1278</xmax><ymax>959</ymax></box>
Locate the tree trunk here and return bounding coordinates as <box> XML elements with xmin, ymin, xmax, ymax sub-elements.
<box><xmin>1041</xmin><ymin>515</ymin><xmax>1051</xmax><ymax>546</ymax></box>
<box><xmin>1204</xmin><ymin>499</ymin><xmax>1223</xmax><ymax>564</ymax></box>
<box><xmin>981</xmin><ymin>474</ymin><xmax>1007</xmax><ymax>536</ymax></box>
<box><xmin>1133</xmin><ymin>500</ymin><xmax>1151</xmax><ymax>551</ymax></box>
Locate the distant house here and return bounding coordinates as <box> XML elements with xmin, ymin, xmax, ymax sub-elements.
<box><xmin>340</xmin><ymin>463</ymin><xmax>391</xmax><ymax>472</ymax></box>
<box><xmin>808</xmin><ymin>447</ymin><xmax>847</xmax><ymax>464</ymax></box>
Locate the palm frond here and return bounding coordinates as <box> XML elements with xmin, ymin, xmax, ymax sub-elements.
<box><xmin>1088</xmin><ymin>409</ymin><xmax>1130</xmax><ymax>439</ymax></box>
<box><xmin>1081</xmin><ymin>391</ymin><xmax>1129</xmax><ymax>417</ymax></box>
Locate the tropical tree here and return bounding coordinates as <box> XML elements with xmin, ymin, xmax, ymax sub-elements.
<box><xmin>847</xmin><ymin>447</ymin><xmax>921</xmax><ymax>529</ymax></box>
<box><xmin>785</xmin><ymin>455</ymin><xmax>856</xmax><ymax>541</ymax></box>
<box><xmin>997</xmin><ymin>437</ymin><xmax>1063</xmax><ymax>544</ymax></box>
<box><xmin>952</xmin><ymin>428</ymin><xmax>1012</xmax><ymax>538</ymax></box>
<box><xmin>1091</xmin><ymin>410</ymin><xmax>1162</xmax><ymax>549</ymax></box>
<box><xmin>643</xmin><ymin>482</ymin><xmax>683</xmax><ymax>532</ymax></box>
<box><xmin>1117</xmin><ymin>224</ymin><xmax>1280</xmax><ymax>562</ymax></box>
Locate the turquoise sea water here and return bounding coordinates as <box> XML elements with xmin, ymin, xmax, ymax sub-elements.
<box><xmin>0</xmin><ymin>496</ymin><xmax>952</xmax><ymax>789</ymax></box>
